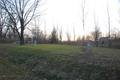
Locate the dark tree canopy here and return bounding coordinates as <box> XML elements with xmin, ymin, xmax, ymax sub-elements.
<box><xmin>49</xmin><ymin>27</ymin><xmax>59</xmax><ymax>44</ymax></box>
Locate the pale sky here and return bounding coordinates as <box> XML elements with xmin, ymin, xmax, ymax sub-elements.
<box><xmin>27</xmin><ymin>0</ymin><xmax>120</xmax><ymax>41</ymax></box>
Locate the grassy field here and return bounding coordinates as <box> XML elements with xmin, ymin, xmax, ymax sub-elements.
<box><xmin>0</xmin><ymin>44</ymin><xmax>120</xmax><ymax>80</ymax></box>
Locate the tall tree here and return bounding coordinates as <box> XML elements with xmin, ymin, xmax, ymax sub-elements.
<box><xmin>58</xmin><ymin>26</ymin><xmax>63</xmax><ymax>42</ymax></box>
<box><xmin>0</xmin><ymin>8</ymin><xmax>10</xmax><ymax>38</ymax></box>
<box><xmin>0</xmin><ymin>0</ymin><xmax>40</xmax><ymax>45</ymax></box>
<box><xmin>66</xmin><ymin>31</ymin><xmax>71</xmax><ymax>42</ymax></box>
<box><xmin>92</xmin><ymin>10</ymin><xmax>101</xmax><ymax>47</ymax></box>
<box><xmin>79</xmin><ymin>0</ymin><xmax>89</xmax><ymax>45</ymax></box>
<box><xmin>73</xmin><ymin>23</ymin><xmax>76</xmax><ymax>42</ymax></box>
<box><xmin>44</xmin><ymin>20</ymin><xmax>47</xmax><ymax>40</ymax></box>
<box><xmin>66</xmin><ymin>25</ymin><xmax>71</xmax><ymax>42</ymax></box>
<box><xmin>106</xmin><ymin>0</ymin><xmax>111</xmax><ymax>38</ymax></box>
<box><xmin>49</xmin><ymin>27</ymin><xmax>58</xmax><ymax>44</ymax></box>
<box><xmin>59</xmin><ymin>27</ymin><xmax>63</xmax><ymax>42</ymax></box>
<box><xmin>105</xmin><ymin>0</ymin><xmax>112</xmax><ymax>47</ymax></box>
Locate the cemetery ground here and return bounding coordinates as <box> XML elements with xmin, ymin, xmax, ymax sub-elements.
<box><xmin>0</xmin><ymin>44</ymin><xmax>120</xmax><ymax>80</ymax></box>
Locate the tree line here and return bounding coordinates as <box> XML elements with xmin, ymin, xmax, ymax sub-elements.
<box><xmin>0</xmin><ymin>0</ymin><xmax>120</xmax><ymax>47</ymax></box>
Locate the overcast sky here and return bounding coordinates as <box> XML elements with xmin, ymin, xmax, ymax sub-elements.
<box><xmin>27</xmin><ymin>0</ymin><xmax>120</xmax><ymax>41</ymax></box>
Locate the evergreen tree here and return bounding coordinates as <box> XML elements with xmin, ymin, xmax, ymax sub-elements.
<box><xmin>49</xmin><ymin>27</ymin><xmax>59</xmax><ymax>44</ymax></box>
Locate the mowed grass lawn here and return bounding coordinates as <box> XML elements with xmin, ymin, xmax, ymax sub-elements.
<box><xmin>0</xmin><ymin>44</ymin><xmax>120</xmax><ymax>80</ymax></box>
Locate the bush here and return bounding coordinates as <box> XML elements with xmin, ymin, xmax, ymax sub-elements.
<box><xmin>0</xmin><ymin>38</ymin><xmax>17</xmax><ymax>43</ymax></box>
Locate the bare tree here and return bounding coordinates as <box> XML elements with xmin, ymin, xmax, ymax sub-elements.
<box><xmin>44</xmin><ymin>20</ymin><xmax>47</xmax><ymax>40</ymax></box>
<box><xmin>76</xmin><ymin>36</ymin><xmax>81</xmax><ymax>42</ymax></box>
<box><xmin>116</xmin><ymin>5</ymin><xmax>120</xmax><ymax>38</ymax></box>
<box><xmin>66</xmin><ymin>26</ymin><xmax>71</xmax><ymax>42</ymax></box>
<box><xmin>0</xmin><ymin>8</ymin><xmax>9</xmax><ymax>38</ymax></box>
<box><xmin>31</xmin><ymin>27</ymin><xmax>44</xmax><ymax>40</ymax></box>
<box><xmin>73</xmin><ymin>23</ymin><xmax>76</xmax><ymax>42</ymax></box>
<box><xmin>0</xmin><ymin>0</ymin><xmax>41</xmax><ymax>45</ymax></box>
<box><xmin>58</xmin><ymin>26</ymin><xmax>63</xmax><ymax>42</ymax></box>
<box><xmin>92</xmin><ymin>10</ymin><xmax>101</xmax><ymax>47</ymax></box>
<box><xmin>6</xmin><ymin>15</ymin><xmax>19</xmax><ymax>39</ymax></box>
<box><xmin>33</xmin><ymin>19</ymin><xmax>43</xmax><ymax>40</ymax></box>
<box><xmin>79</xmin><ymin>0</ymin><xmax>89</xmax><ymax>45</ymax></box>
<box><xmin>111</xmin><ymin>28</ymin><xmax>120</xmax><ymax>39</ymax></box>
<box><xmin>59</xmin><ymin>27</ymin><xmax>63</xmax><ymax>42</ymax></box>
<box><xmin>86</xmin><ymin>35</ymin><xmax>92</xmax><ymax>40</ymax></box>
<box><xmin>66</xmin><ymin>31</ymin><xmax>71</xmax><ymax>42</ymax></box>
<box><xmin>27</xmin><ymin>18</ymin><xmax>43</xmax><ymax>42</ymax></box>
<box><xmin>0</xmin><ymin>8</ymin><xmax>4</xmax><ymax>38</ymax></box>
<box><xmin>106</xmin><ymin>0</ymin><xmax>111</xmax><ymax>38</ymax></box>
<box><xmin>105</xmin><ymin>0</ymin><xmax>112</xmax><ymax>47</ymax></box>
<box><xmin>91</xmin><ymin>29</ymin><xmax>101</xmax><ymax>47</ymax></box>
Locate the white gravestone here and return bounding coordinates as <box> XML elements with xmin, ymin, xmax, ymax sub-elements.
<box><xmin>87</xmin><ymin>43</ymin><xmax>92</xmax><ymax>53</ymax></box>
<box><xmin>34</xmin><ymin>40</ymin><xmax>36</xmax><ymax>46</ymax></box>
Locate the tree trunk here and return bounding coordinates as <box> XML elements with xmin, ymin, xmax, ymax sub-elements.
<box><xmin>108</xmin><ymin>39</ymin><xmax>111</xmax><ymax>47</ymax></box>
<box><xmin>95</xmin><ymin>40</ymin><xmax>98</xmax><ymax>47</ymax></box>
<box><xmin>20</xmin><ymin>36</ymin><xmax>24</xmax><ymax>45</ymax></box>
<box><xmin>83</xmin><ymin>35</ymin><xmax>85</xmax><ymax>46</ymax></box>
<box><xmin>95</xmin><ymin>32</ymin><xmax>98</xmax><ymax>47</ymax></box>
<box><xmin>0</xmin><ymin>28</ymin><xmax>2</xmax><ymax>38</ymax></box>
<box><xmin>20</xmin><ymin>28</ymin><xmax>24</xmax><ymax>45</ymax></box>
<box><xmin>20</xmin><ymin>18</ymin><xmax>24</xmax><ymax>45</ymax></box>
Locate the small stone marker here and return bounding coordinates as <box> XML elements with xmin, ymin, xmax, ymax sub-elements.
<box><xmin>81</xmin><ymin>47</ymin><xmax>86</xmax><ymax>54</ymax></box>
<box><xmin>87</xmin><ymin>40</ymin><xmax>92</xmax><ymax>53</ymax></box>
<box><xmin>34</xmin><ymin>40</ymin><xmax>36</xmax><ymax>46</ymax></box>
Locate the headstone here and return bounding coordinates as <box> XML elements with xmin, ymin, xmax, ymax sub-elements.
<box><xmin>13</xmin><ymin>42</ymin><xmax>16</xmax><ymax>44</ymax></box>
<box><xmin>34</xmin><ymin>40</ymin><xmax>36</xmax><ymax>46</ymax></box>
<box><xmin>87</xmin><ymin>43</ymin><xmax>92</xmax><ymax>53</ymax></box>
<box><xmin>80</xmin><ymin>47</ymin><xmax>86</xmax><ymax>54</ymax></box>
